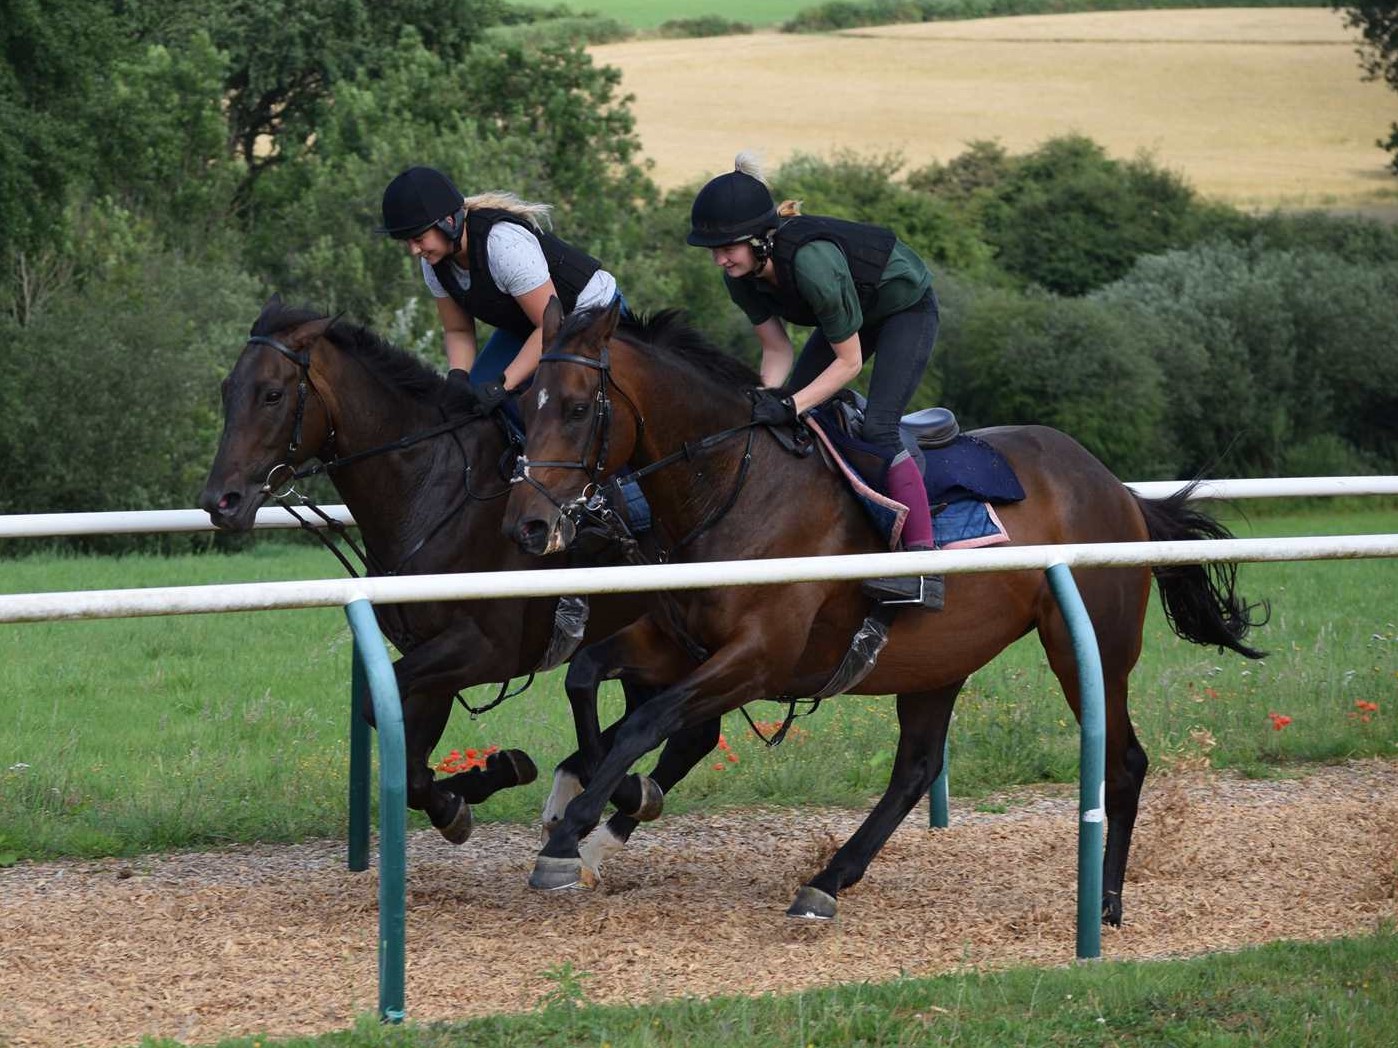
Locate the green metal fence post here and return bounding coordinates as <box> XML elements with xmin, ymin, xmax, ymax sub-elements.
<box><xmin>928</xmin><ymin>734</ymin><xmax>950</xmax><ymax>829</ymax></box>
<box><xmin>1045</xmin><ymin>562</ymin><xmax>1106</xmax><ymax>962</ymax></box>
<box><xmin>343</xmin><ymin>599</ymin><xmax>407</xmax><ymax>1022</ymax></box>
<box><xmin>348</xmin><ymin>646</ymin><xmax>371</xmax><ymax>872</ymax></box>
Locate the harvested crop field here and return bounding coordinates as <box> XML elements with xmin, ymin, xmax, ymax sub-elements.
<box><xmin>2</xmin><ymin>759</ymin><xmax>1396</xmax><ymax>1047</ymax></box>
<box><xmin>593</xmin><ymin>10</ymin><xmax>1396</xmax><ymax>210</ymax></box>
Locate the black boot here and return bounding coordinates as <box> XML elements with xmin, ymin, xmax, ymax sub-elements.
<box><xmin>861</xmin><ymin>542</ymin><xmax>944</xmax><ymax>611</ymax></box>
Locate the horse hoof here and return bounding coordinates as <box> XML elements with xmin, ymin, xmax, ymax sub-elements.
<box><xmin>496</xmin><ymin>748</ymin><xmax>538</xmax><ymax>786</ymax></box>
<box><xmin>529</xmin><ymin>854</ymin><xmax>585</xmax><ymax>891</ymax></box>
<box><xmin>627</xmin><ymin>776</ymin><xmax>665</xmax><ymax>822</ymax></box>
<box><xmin>438</xmin><ymin>795</ymin><xmax>474</xmax><ymax>845</ymax></box>
<box><xmin>1102</xmin><ymin>892</ymin><xmax>1123</xmax><ymax>927</ymax></box>
<box><xmin>786</xmin><ymin>885</ymin><xmax>838</xmax><ymax>921</ymax></box>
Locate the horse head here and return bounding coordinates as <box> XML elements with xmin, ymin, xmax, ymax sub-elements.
<box><xmin>506</xmin><ymin>297</ymin><xmax>640</xmax><ymax>555</ymax></box>
<box><xmin>199</xmin><ymin>295</ymin><xmax>339</xmax><ymax>531</ymax></box>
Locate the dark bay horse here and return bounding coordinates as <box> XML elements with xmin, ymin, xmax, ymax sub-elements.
<box><xmin>503</xmin><ymin>300</ymin><xmax>1266</xmax><ymax>923</ymax></box>
<box><xmin>199</xmin><ymin>297</ymin><xmax>724</xmax><ymax>851</ymax></box>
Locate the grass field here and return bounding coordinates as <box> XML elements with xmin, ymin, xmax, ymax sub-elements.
<box><xmin>138</xmin><ymin>928</ymin><xmax>1398</xmax><ymax>1046</ymax></box>
<box><xmin>590</xmin><ymin>9</ymin><xmax>1398</xmax><ymax>212</ymax></box>
<box><xmin>570</xmin><ymin>0</ymin><xmax>809</xmax><ymax>29</ymax></box>
<box><xmin>1</xmin><ymin>505</ymin><xmax>1394</xmax><ymax>861</ymax></box>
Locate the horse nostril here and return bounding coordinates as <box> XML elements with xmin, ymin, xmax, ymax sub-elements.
<box><xmin>515</xmin><ymin>519</ymin><xmax>547</xmax><ymax>553</ymax></box>
<box><xmin>220</xmin><ymin>492</ymin><xmax>241</xmax><ymax>513</ymax></box>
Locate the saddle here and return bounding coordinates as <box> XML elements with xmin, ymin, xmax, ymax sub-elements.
<box><xmin>822</xmin><ymin>390</ymin><xmax>960</xmax><ymax>451</ymax></box>
<box><xmin>811</xmin><ymin>391</ymin><xmax>1026</xmax><ymax>507</ymax></box>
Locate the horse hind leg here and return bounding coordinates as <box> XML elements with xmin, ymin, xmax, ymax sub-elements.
<box><xmin>1102</xmin><ymin>721</ymin><xmax>1148</xmax><ymax>926</ymax></box>
<box><xmin>1037</xmin><ymin>599</ymin><xmax>1147</xmax><ymax>927</ymax></box>
<box><xmin>791</xmin><ymin>683</ymin><xmax>962</xmax><ymax>920</ymax></box>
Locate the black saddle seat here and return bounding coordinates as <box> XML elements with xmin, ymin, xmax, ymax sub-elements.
<box><xmin>899</xmin><ymin>407</ymin><xmax>959</xmax><ymax>450</ymax></box>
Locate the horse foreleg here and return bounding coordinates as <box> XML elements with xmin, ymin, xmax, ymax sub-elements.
<box><xmin>579</xmin><ymin>715</ymin><xmax>723</xmax><ymax>883</ymax></box>
<box><xmin>791</xmin><ymin>684</ymin><xmax>961</xmax><ymax>920</ymax></box>
<box><xmin>532</xmin><ymin>625</ymin><xmax>773</xmax><ymax>891</ymax></box>
<box><xmin>541</xmin><ymin>622</ymin><xmax>694</xmax><ymax>842</ymax></box>
<box><xmin>394</xmin><ymin>627</ymin><xmax>538</xmax><ymax>845</ymax></box>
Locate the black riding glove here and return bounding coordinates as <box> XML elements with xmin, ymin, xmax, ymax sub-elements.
<box><xmin>440</xmin><ymin>368</ymin><xmax>476</xmax><ymax>417</ymax></box>
<box><xmin>750</xmin><ymin>387</ymin><xmax>798</xmax><ymax>427</ymax></box>
<box><xmin>472</xmin><ymin>379</ymin><xmax>512</xmax><ymax>416</ymax></box>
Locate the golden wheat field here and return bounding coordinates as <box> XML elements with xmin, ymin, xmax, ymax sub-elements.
<box><xmin>592</xmin><ymin>9</ymin><xmax>1397</xmax><ymax>211</ymax></box>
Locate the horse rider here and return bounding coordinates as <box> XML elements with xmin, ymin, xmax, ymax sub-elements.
<box><xmin>378</xmin><ymin>165</ymin><xmax>625</xmax><ymax>417</ymax></box>
<box><xmin>687</xmin><ymin>153</ymin><xmax>944</xmax><ymax>609</ymax></box>
<box><xmin>379</xmin><ymin>165</ymin><xmax>650</xmax><ymax>532</ymax></box>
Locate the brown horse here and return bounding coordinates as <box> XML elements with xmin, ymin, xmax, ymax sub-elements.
<box><xmin>199</xmin><ymin>297</ymin><xmax>727</xmax><ymax>850</ymax></box>
<box><xmin>504</xmin><ymin>300</ymin><xmax>1266</xmax><ymax>923</ymax></box>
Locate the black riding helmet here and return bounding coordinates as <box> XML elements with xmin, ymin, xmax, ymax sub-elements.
<box><xmin>686</xmin><ymin>166</ymin><xmax>778</xmax><ymax>248</ymax></box>
<box><xmin>378</xmin><ymin>166</ymin><xmax>466</xmax><ymax>248</ymax></box>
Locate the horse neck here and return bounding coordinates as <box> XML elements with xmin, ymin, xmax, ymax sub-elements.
<box><xmin>310</xmin><ymin>347</ymin><xmax>504</xmax><ymax>570</ymax></box>
<box><xmin>614</xmin><ymin>338</ymin><xmax>764</xmax><ymax>540</ymax></box>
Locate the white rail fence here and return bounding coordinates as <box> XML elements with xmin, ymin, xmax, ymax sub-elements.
<box><xmin>1</xmin><ymin>534</ymin><xmax>1396</xmax><ymax>623</ymax></box>
<box><xmin>2</xmin><ymin>476</ymin><xmax>1395</xmax><ymax>541</ymax></box>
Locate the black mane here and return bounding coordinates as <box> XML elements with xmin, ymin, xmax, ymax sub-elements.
<box><xmin>251</xmin><ymin>297</ymin><xmax>443</xmax><ymax>400</ymax></box>
<box><xmin>558</xmin><ymin>306</ymin><xmax>760</xmax><ymax>389</ymax></box>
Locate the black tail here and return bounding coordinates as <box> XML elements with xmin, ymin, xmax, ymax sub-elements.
<box><xmin>1133</xmin><ymin>483</ymin><xmax>1270</xmax><ymax>660</ymax></box>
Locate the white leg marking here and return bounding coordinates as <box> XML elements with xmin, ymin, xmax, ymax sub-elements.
<box><xmin>541</xmin><ymin>767</ymin><xmax>584</xmax><ymax>839</ymax></box>
<box><xmin>579</xmin><ymin>824</ymin><xmax>627</xmax><ymax>886</ymax></box>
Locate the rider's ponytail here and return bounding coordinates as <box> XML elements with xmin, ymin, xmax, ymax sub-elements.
<box><xmin>462</xmin><ymin>192</ymin><xmax>553</xmax><ymax>231</ymax></box>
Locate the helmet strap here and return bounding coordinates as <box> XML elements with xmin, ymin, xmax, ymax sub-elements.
<box><xmin>746</xmin><ymin>232</ymin><xmax>774</xmax><ymax>271</ymax></box>
<box><xmin>436</xmin><ymin>207</ymin><xmax>467</xmax><ymax>253</ymax></box>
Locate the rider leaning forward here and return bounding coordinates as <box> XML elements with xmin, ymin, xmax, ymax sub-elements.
<box><xmin>378</xmin><ymin>165</ymin><xmax>624</xmax><ymax>417</ymax></box>
<box><xmin>688</xmin><ymin>153</ymin><xmax>944</xmax><ymax>609</ymax></box>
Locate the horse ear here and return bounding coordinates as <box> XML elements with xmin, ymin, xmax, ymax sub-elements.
<box><xmin>587</xmin><ymin>298</ymin><xmax>620</xmax><ymax>348</ymax></box>
<box><xmin>287</xmin><ymin>315</ymin><xmax>334</xmax><ymax>346</ymax></box>
<box><xmin>541</xmin><ymin>295</ymin><xmax>564</xmax><ymax>348</ymax></box>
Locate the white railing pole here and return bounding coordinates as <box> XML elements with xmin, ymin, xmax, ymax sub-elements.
<box><xmin>0</xmin><ymin>534</ymin><xmax>1395</xmax><ymax>624</ymax></box>
<box><xmin>1</xmin><ymin>477</ymin><xmax>1392</xmax><ymax>539</ymax></box>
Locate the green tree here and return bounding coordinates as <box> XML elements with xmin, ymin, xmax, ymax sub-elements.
<box><xmin>1333</xmin><ymin>3</ymin><xmax>1398</xmax><ymax>174</ymax></box>
<box><xmin>197</xmin><ymin>0</ymin><xmax>505</xmax><ymax>194</ymax></box>
<box><xmin>935</xmin><ymin>285</ymin><xmax>1174</xmax><ymax>478</ymax></box>
<box><xmin>1094</xmin><ymin>243</ymin><xmax>1398</xmax><ymax>476</ymax></box>
<box><xmin>240</xmin><ymin>26</ymin><xmax>653</xmax><ymax>333</ymax></box>
<box><xmin>0</xmin><ymin>0</ymin><xmax>126</xmax><ymax>282</ymax></box>
<box><xmin>0</xmin><ymin>208</ymin><xmax>259</xmax><ymax>517</ymax></box>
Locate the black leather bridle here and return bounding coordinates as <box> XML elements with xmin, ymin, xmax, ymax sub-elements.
<box><xmin>513</xmin><ymin>341</ymin><xmax>761</xmax><ymax>557</ymax></box>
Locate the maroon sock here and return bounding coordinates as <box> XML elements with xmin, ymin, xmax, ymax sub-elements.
<box><xmin>884</xmin><ymin>452</ymin><xmax>934</xmax><ymax>550</ymax></box>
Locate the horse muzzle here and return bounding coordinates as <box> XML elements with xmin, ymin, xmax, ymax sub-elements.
<box><xmin>512</xmin><ymin>513</ymin><xmax>576</xmax><ymax>557</ymax></box>
<box><xmin>198</xmin><ymin>482</ymin><xmax>264</xmax><ymax>532</ymax></box>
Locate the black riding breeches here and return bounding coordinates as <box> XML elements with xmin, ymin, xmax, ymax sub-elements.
<box><xmin>788</xmin><ymin>287</ymin><xmax>939</xmax><ymax>453</ymax></box>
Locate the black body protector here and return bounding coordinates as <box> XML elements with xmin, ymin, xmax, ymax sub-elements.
<box><xmin>766</xmin><ymin>215</ymin><xmax>897</xmax><ymax>327</ymax></box>
<box><xmin>432</xmin><ymin>208</ymin><xmax>602</xmax><ymax>339</ymax></box>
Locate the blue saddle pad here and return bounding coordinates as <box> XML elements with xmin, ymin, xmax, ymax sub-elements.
<box><xmin>806</xmin><ymin>410</ymin><xmax>1019</xmax><ymax>550</ymax></box>
<box><xmin>809</xmin><ymin>407</ymin><xmax>1026</xmax><ymax>505</ymax></box>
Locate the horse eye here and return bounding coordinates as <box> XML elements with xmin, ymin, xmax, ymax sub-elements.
<box><xmin>566</xmin><ymin>402</ymin><xmax>590</xmax><ymax>421</ymax></box>
<box><xmin>264</xmin><ymin>389</ymin><xmax>284</xmax><ymax>405</ymax></box>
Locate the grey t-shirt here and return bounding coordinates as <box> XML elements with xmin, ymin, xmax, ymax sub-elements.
<box><xmin>422</xmin><ymin>222</ymin><xmax>616</xmax><ymax>310</ymax></box>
